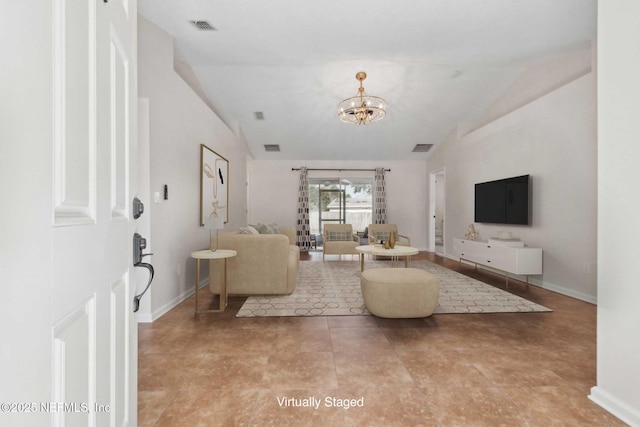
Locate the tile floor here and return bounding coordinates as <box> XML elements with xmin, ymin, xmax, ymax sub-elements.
<box><xmin>138</xmin><ymin>252</ymin><xmax>626</xmax><ymax>426</ymax></box>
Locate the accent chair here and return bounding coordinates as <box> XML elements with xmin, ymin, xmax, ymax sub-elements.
<box><xmin>367</xmin><ymin>223</ymin><xmax>411</xmax><ymax>246</ymax></box>
<box><xmin>322</xmin><ymin>224</ymin><xmax>359</xmax><ymax>261</ymax></box>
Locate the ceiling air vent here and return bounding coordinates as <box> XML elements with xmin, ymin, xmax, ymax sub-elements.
<box><xmin>412</xmin><ymin>144</ymin><xmax>433</xmax><ymax>153</ymax></box>
<box><xmin>254</xmin><ymin>112</ymin><xmax>265</xmax><ymax>120</ymax></box>
<box><xmin>264</xmin><ymin>144</ymin><xmax>280</xmax><ymax>152</ymax></box>
<box><xmin>189</xmin><ymin>20</ymin><xmax>217</xmax><ymax>31</ymax></box>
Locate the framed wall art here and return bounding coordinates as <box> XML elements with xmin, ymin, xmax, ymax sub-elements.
<box><xmin>200</xmin><ymin>144</ymin><xmax>229</xmax><ymax>226</ymax></box>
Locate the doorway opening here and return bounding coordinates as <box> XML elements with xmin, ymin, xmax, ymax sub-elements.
<box><xmin>430</xmin><ymin>170</ymin><xmax>446</xmax><ymax>255</ymax></box>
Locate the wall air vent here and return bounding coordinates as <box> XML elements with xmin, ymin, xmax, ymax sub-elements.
<box><xmin>189</xmin><ymin>21</ymin><xmax>217</xmax><ymax>31</ymax></box>
<box><xmin>412</xmin><ymin>144</ymin><xmax>433</xmax><ymax>153</ymax></box>
<box><xmin>254</xmin><ymin>112</ymin><xmax>265</xmax><ymax>120</ymax></box>
<box><xmin>264</xmin><ymin>144</ymin><xmax>280</xmax><ymax>152</ymax></box>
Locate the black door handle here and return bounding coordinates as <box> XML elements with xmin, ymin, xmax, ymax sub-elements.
<box><xmin>133</xmin><ymin>262</ymin><xmax>154</xmax><ymax>313</ymax></box>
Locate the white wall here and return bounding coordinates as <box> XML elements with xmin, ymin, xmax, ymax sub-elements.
<box><xmin>137</xmin><ymin>17</ymin><xmax>248</xmax><ymax>320</ymax></box>
<box><xmin>470</xmin><ymin>49</ymin><xmax>592</xmax><ymax>133</ymax></box>
<box><xmin>427</xmin><ymin>66</ymin><xmax>597</xmax><ymax>302</ymax></box>
<box><xmin>248</xmin><ymin>160</ymin><xmax>428</xmax><ymax>249</ymax></box>
<box><xmin>0</xmin><ymin>3</ymin><xmax>54</xmax><ymax>423</ymax></box>
<box><xmin>590</xmin><ymin>2</ymin><xmax>640</xmax><ymax>425</ymax></box>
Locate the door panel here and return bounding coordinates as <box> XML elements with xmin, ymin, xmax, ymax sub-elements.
<box><xmin>53</xmin><ymin>0</ymin><xmax>97</xmax><ymax>226</ymax></box>
<box><xmin>110</xmin><ymin>31</ymin><xmax>130</xmax><ymax>220</ymax></box>
<box><xmin>111</xmin><ymin>276</ymin><xmax>130</xmax><ymax>426</ymax></box>
<box><xmin>52</xmin><ymin>299</ymin><xmax>96</xmax><ymax>427</ymax></box>
<box><xmin>51</xmin><ymin>0</ymin><xmax>137</xmax><ymax>426</ymax></box>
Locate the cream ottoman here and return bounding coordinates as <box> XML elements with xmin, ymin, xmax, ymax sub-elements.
<box><xmin>360</xmin><ymin>268</ymin><xmax>440</xmax><ymax>318</ymax></box>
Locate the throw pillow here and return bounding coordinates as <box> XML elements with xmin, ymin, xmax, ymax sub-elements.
<box><xmin>372</xmin><ymin>231</ymin><xmax>390</xmax><ymax>242</ymax></box>
<box><xmin>269</xmin><ymin>223</ymin><xmax>281</xmax><ymax>234</ymax></box>
<box><xmin>239</xmin><ymin>225</ymin><xmax>259</xmax><ymax>234</ymax></box>
<box><xmin>326</xmin><ymin>230</ymin><xmax>351</xmax><ymax>241</ymax></box>
<box><xmin>255</xmin><ymin>223</ymin><xmax>274</xmax><ymax>234</ymax></box>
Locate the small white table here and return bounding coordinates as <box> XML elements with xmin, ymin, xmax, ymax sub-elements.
<box><xmin>355</xmin><ymin>245</ymin><xmax>419</xmax><ymax>272</ymax></box>
<box><xmin>191</xmin><ymin>249</ymin><xmax>237</xmax><ymax>316</ymax></box>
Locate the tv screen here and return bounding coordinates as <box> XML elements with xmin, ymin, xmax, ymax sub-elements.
<box><xmin>474</xmin><ymin>175</ymin><xmax>530</xmax><ymax>225</ymax></box>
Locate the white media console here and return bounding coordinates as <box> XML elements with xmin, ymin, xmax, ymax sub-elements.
<box><xmin>452</xmin><ymin>238</ymin><xmax>542</xmax><ymax>288</ymax></box>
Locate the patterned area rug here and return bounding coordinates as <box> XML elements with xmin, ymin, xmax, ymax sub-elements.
<box><xmin>236</xmin><ymin>260</ymin><xmax>552</xmax><ymax>317</ymax></box>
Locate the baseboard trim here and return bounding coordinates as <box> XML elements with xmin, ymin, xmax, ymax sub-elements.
<box><xmin>534</xmin><ymin>278</ymin><xmax>597</xmax><ymax>305</ymax></box>
<box><xmin>442</xmin><ymin>252</ymin><xmax>597</xmax><ymax>304</ymax></box>
<box><xmin>136</xmin><ymin>279</ymin><xmax>207</xmax><ymax>323</ymax></box>
<box><xmin>443</xmin><ymin>253</ymin><xmax>459</xmax><ymax>262</ymax></box>
<box><xmin>590</xmin><ymin>386</ymin><xmax>640</xmax><ymax>427</ymax></box>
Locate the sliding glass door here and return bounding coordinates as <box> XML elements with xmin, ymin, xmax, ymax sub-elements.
<box><xmin>319</xmin><ymin>188</ymin><xmax>346</xmax><ymax>227</ymax></box>
<box><xmin>309</xmin><ymin>178</ymin><xmax>372</xmax><ymax>248</ymax></box>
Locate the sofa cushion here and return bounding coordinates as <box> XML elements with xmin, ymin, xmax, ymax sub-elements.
<box><xmin>326</xmin><ymin>230</ymin><xmax>352</xmax><ymax>241</ymax></box>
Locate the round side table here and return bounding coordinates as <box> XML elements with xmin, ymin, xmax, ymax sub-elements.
<box><xmin>191</xmin><ymin>249</ymin><xmax>237</xmax><ymax>316</ymax></box>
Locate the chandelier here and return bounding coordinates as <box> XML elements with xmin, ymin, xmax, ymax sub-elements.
<box><xmin>338</xmin><ymin>72</ymin><xmax>386</xmax><ymax>125</ymax></box>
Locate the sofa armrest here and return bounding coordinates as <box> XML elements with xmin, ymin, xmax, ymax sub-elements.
<box><xmin>281</xmin><ymin>226</ymin><xmax>296</xmax><ymax>245</ymax></box>
<box><xmin>397</xmin><ymin>234</ymin><xmax>411</xmax><ymax>246</ymax></box>
<box><xmin>287</xmin><ymin>245</ymin><xmax>300</xmax><ymax>293</ymax></box>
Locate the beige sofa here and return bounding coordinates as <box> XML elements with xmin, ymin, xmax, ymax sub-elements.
<box><xmin>209</xmin><ymin>226</ymin><xmax>299</xmax><ymax>295</ymax></box>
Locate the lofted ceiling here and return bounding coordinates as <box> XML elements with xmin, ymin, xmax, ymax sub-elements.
<box><xmin>138</xmin><ymin>0</ymin><xmax>596</xmax><ymax>161</ymax></box>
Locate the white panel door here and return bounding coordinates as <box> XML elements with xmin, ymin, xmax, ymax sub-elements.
<box><xmin>1</xmin><ymin>1</ymin><xmax>134</xmax><ymax>427</ymax></box>
<box><xmin>51</xmin><ymin>1</ymin><xmax>137</xmax><ymax>427</ymax></box>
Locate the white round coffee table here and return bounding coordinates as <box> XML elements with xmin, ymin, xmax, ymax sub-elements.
<box><xmin>355</xmin><ymin>245</ymin><xmax>419</xmax><ymax>272</ymax></box>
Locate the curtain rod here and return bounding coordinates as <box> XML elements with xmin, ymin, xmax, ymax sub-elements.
<box><xmin>291</xmin><ymin>168</ymin><xmax>391</xmax><ymax>172</ymax></box>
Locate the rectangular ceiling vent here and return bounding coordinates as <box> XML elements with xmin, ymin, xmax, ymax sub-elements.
<box><xmin>254</xmin><ymin>111</ymin><xmax>265</xmax><ymax>120</ymax></box>
<box><xmin>412</xmin><ymin>144</ymin><xmax>433</xmax><ymax>153</ymax></box>
<box><xmin>189</xmin><ymin>20</ymin><xmax>217</xmax><ymax>31</ymax></box>
<box><xmin>264</xmin><ymin>144</ymin><xmax>280</xmax><ymax>152</ymax></box>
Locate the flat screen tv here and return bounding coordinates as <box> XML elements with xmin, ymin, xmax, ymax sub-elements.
<box><xmin>474</xmin><ymin>175</ymin><xmax>530</xmax><ymax>225</ymax></box>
